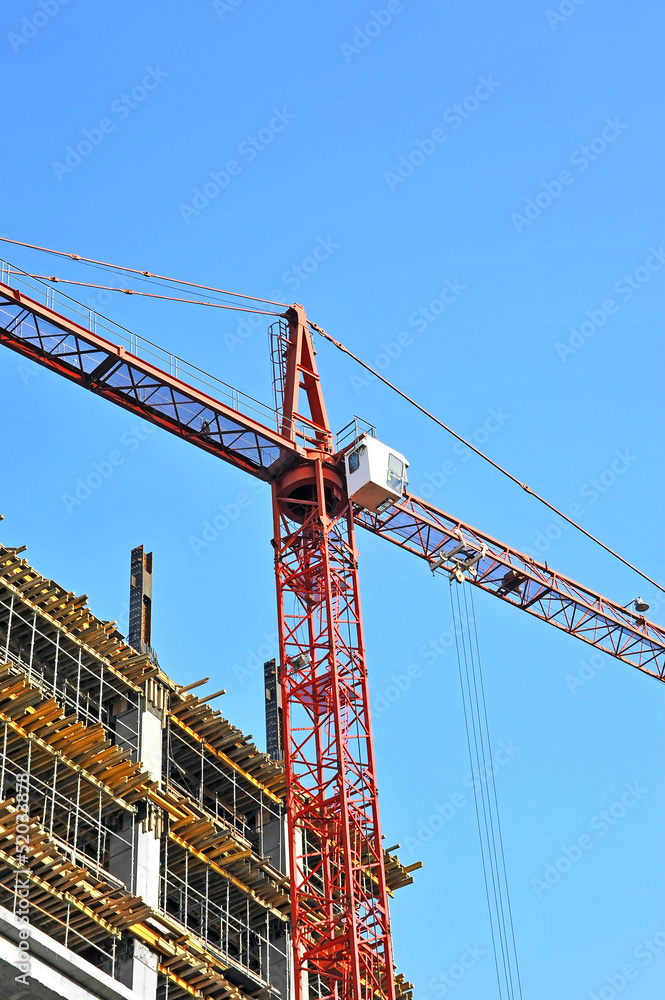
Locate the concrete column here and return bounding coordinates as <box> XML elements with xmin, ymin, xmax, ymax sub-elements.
<box><xmin>110</xmin><ymin>683</ymin><xmax>163</xmax><ymax>997</ymax></box>
<box><xmin>0</xmin><ymin>901</ymin><xmax>135</xmax><ymax>1000</ymax></box>
<box><xmin>262</xmin><ymin>813</ymin><xmax>302</xmax><ymax>999</ymax></box>
<box><xmin>134</xmin><ymin>706</ymin><xmax>161</xmax><ymax>909</ymax></box>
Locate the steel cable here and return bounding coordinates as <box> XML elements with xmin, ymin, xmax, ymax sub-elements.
<box><xmin>467</xmin><ymin>584</ymin><xmax>524</xmax><ymax>1000</ymax></box>
<box><xmin>451</xmin><ymin>583</ymin><xmax>507</xmax><ymax>998</ymax></box>
<box><xmin>0</xmin><ymin>236</ymin><xmax>290</xmax><ymax>307</ymax></box>
<box><xmin>450</xmin><ymin>583</ymin><xmax>523</xmax><ymax>1000</ymax></box>
<box><xmin>8</xmin><ymin>273</ymin><xmax>282</xmax><ymax>317</ymax></box>
<box><xmin>311</xmin><ymin>321</ymin><xmax>664</xmax><ymax>599</ymax></box>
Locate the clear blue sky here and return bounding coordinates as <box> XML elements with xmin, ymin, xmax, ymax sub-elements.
<box><xmin>1</xmin><ymin>1</ymin><xmax>664</xmax><ymax>996</ymax></box>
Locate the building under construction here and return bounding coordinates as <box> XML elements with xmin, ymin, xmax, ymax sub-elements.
<box><xmin>0</xmin><ymin>540</ymin><xmax>417</xmax><ymax>1000</ymax></box>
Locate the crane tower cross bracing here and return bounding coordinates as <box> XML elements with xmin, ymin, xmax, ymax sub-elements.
<box><xmin>0</xmin><ymin>263</ymin><xmax>663</xmax><ymax>998</ymax></box>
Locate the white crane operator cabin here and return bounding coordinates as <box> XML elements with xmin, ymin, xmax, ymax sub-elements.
<box><xmin>344</xmin><ymin>435</ymin><xmax>409</xmax><ymax>512</ymax></box>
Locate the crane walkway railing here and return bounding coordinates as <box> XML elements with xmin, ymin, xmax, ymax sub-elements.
<box><xmin>0</xmin><ymin>259</ymin><xmax>279</xmax><ymax>434</ymax></box>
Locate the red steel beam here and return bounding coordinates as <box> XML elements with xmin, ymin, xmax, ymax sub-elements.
<box><xmin>355</xmin><ymin>493</ymin><xmax>665</xmax><ymax>681</ymax></box>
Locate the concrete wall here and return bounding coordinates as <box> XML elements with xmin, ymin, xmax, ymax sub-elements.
<box><xmin>0</xmin><ymin>902</ymin><xmax>135</xmax><ymax>1000</ymax></box>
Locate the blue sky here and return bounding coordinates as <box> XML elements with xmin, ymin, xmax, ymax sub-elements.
<box><xmin>1</xmin><ymin>1</ymin><xmax>664</xmax><ymax>996</ymax></box>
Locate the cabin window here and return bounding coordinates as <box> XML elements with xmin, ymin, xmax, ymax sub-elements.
<box><xmin>387</xmin><ymin>454</ymin><xmax>405</xmax><ymax>493</ymax></box>
<box><xmin>349</xmin><ymin>447</ymin><xmax>365</xmax><ymax>473</ymax></box>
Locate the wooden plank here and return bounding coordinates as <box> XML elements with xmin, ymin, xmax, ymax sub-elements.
<box><xmin>170</xmin><ymin>715</ymin><xmax>282</xmax><ymax>805</ymax></box>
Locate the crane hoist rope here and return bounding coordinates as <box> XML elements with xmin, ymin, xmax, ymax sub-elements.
<box><xmin>450</xmin><ymin>582</ymin><xmax>523</xmax><ymax>1000</ymax></box>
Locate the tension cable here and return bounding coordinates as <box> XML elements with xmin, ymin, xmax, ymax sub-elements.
<box><xmin>450</xmin><ymin>583</ymin><xmax>523</xmax><ymax>1000</ymax></box>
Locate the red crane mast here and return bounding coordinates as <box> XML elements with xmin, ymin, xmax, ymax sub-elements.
<box><xmin>270</xmin><ymin>305</ymin><xmax>395</xmax><ymax>996</ymax></box>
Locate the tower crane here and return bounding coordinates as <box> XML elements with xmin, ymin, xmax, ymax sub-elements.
<box><xmin>0</xmin><ymin>261</ymin><xmax>663</xmax><ymax>1000</ymax></box>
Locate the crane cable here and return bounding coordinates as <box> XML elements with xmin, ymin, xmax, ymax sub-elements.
<box><xmin>38</xmin><ymin>261</ymin><xmax>276</xmax><ymax>310</ymax></box>
<box><xmin>6</xmin><ymin>272</ymin><xmax>282</xmax><ymax>317</ymax></box>
<box><xmin>0</xmin><ymin>236</ymin><xmax>290</xmax><ymax>308</ymax></box>
<box><xmin>310</xmin><ymin>321</ymin><xmax>665</xmax><ymax>599</ymax></box>
<box><xmin>450</xmin><ymin>583</ymin><xmax>523</xmax><ymax>1000</ymax></box>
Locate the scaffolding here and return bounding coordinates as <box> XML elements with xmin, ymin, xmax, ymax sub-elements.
<box><xmin>0</xmin><ymin>541</ymin><xmax>418</xmax><ymax>1000</ymax></box>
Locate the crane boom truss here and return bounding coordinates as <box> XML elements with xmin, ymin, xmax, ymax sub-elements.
<box><xmin>355</xmin><ymin>494</ymin><xmax>665</xmax><ymax>681</ymax></box>
<box><xmin>0</xmin><ymin>277</ymin><xmax>300</xmax><ymax>478</ymax></box>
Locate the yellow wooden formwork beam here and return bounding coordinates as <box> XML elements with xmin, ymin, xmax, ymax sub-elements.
<box><xmin>0</xmin><ymin>574</ymin><xmax>143</xmax><ymax>692</ymax></box>
<box><xmin>0</xmin><ymin>846</ymin><xmax>120</xmax><ymax>937</ymax></box>
<box><xmin>0</xmin><ymin>714</ymin><xmax>137</xmax><ymax>813</ymax></box>
<box><xmin>167</xmin><ymin>831</ymin><xmax>287</xmax><ymax>918</ymax></box>
<box><xmin>169</xmin><ymin>714</ymin><xmax>282</xmax><ymax>805</ymax></box>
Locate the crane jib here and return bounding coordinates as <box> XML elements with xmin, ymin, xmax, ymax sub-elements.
<box><xmin>0</xmin><ymin>281</ymin><xmax>302</xmax><ymax>480</ymax></box>
<box><xmin>354</xmin><ymin>497</ymin><xmax>665</xmax><ymax>682</ymax></box>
